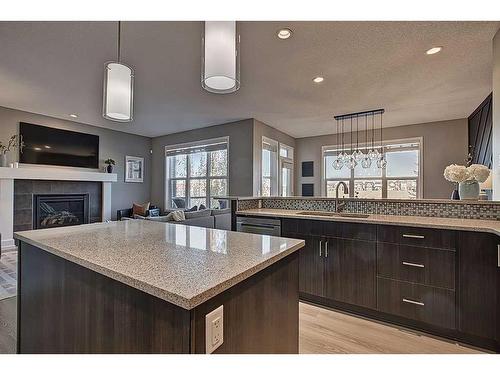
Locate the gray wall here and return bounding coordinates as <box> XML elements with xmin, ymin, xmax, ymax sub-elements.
<box><xmin>151</xmin><ymin>119</ymin><xmax>255</xmax><ymax>209</ymax></box>
<box><xmin>0</xmin><ymin>106</ymin><xmax>152</xmax><ymax>219</ymax></box>
<box><xmin>252</xmin><ymin>119</ymin><xmax>297</xmax><ymax>195</ymax></box>
<box><xmin>295</xmin><ymin>118</ymin><xmax>468</xmax><ymax>199</ymax></box>
<box><xmin>493</xmin><ymin>29</ymin><xmax>500</xmax><ymax>199</ymax></box>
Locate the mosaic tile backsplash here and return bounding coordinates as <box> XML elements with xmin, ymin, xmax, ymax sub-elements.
<box><xmin>237</xmin><ymin>198</ymin><xmax>500</xmax><ymax>220</ymax></box>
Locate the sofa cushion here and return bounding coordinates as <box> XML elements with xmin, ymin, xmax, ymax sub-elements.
<box><xmin>133</xmin><ymin>214</ymin><xmax>146</xmax><ymax>220</ymax></box>
<box><xmin>184</xmin><ymin>209</ymin><xmax>211</xmax><ymax>219</ymax></box>
<box><xmin>146</xmin><ymin>215</ymin><xmax>171</xmax><ymax>222</ymax></box>
<box><xmin>211</xmin><ymin>208</ymin><xmax>231</xmax><ymax>216</ymax></box>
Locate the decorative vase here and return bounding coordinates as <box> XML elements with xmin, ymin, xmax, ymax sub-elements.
<box><xmin>106</xmin><ymin>164</ymin><xmax>113</xmax><ymax>173</ymax></box>
<box><xmin>458</xmin><ymin>180</ymin><xmax>480</xmax><ymax>200</ymax></box>
<box><xmin>0</xmin><ymin>153</ymin><xmax>7</xmax><ymax>167</ymax></box>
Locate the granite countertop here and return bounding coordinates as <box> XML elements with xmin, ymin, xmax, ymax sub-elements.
<box><xmin>14</xmin><ymin>220</ymin><xmax>304</xmax><ymax>310</ymax></box>
<box><xmin>237</xmin><ymin>208</ymin><xmax>500</xmax><ymax>235</ymax></box>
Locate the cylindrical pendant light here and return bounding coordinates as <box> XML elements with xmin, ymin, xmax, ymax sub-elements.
<box><xmin>103</xmin><ymin>22</ymin><xmax>134</xmax><ymax>122</ymax></box>
<box><xmin>201</xmin><ymin>21</ymin><xmax>240</xmax><ymax>94</ymax></box>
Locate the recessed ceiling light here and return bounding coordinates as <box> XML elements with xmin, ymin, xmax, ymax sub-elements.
<box><xmin>44</xmin><ymin>145</ymin><xmax>51</xmax><ymax>149</ymax></box>
<box><xmin>69</xmin><ymin>114</ymin><xmax>78</xmax><ymax>118</ymax></box>
<box><xmin>426</xmin><ymin>46</ymin><xmax>442</xmax><ymax>55</ymax></box>
<box><xmin>312</xmin><ymin>76</ymin><xmax>324</xmax><ymax>83</ymax></box>
<box><xmin>277</xmin><ymin>28</ymin><xmax>292</xmax><ymax>40</ymax></box>
<box><xmin>33</xmin><ymin>147</ymin><xmax>42</xmax><ymax>151</ymax></box>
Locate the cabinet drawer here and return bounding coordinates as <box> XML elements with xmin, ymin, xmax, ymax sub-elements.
<box><xmin>377</xmin><ymin>277</ymin><xmax>456</xmax><ymax>330</ymax></box>
<box><xmin>377</xmin><ymin>243</ymin><xmax>455</xmax><ymax>289</ymax></box>
<box><xmin>377</xmin><ymin>225</ymin><xmax>456</xmax><ymax>250</ymax></box>
<box><xmin>323</xmin><ymin>221</ymin><xmax>377</xmax><ymax>241</ymax></box>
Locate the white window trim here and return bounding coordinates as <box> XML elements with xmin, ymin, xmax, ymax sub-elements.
<box><xmin>260</xmin><ymin>137</ymin><xmax>295</xmax><ymax>197</ymax></box>
<box><xmin>279</xmin><ymin>143</ymin><xmax>294</xmax><ymax>196</ymax></box>
<box><xmin>164</xmin><ymin>136</ymin><xmax>230</xmax><ymax>209</ymax></box>
<box><xmin>321</xmin><ymin>136</ymin><xmax>423</xmax><ymax>199</ymax></box>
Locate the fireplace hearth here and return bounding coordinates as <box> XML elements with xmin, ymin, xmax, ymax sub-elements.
<box><xmin>33</xmin><ymin>194</ymin><xmax>90</xmax><ymax>230</ymax></box>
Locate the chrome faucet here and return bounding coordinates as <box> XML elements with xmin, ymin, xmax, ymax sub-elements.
<box><xmin>335</xmin><ymin>182</ymin><xmax>348</xmax><ymax>213</ymax></box>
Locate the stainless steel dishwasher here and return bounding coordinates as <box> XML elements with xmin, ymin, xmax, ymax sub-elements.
<box><xmin>236</xmin><ymin>216</ymin><xmax>281</xmax><ymax>236</ymax></box>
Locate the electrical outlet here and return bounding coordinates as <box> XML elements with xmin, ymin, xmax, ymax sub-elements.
<box><xmin>205</xmin><ymin>305</ymin><xmax>223</xmax><ymax>354</ymax></box>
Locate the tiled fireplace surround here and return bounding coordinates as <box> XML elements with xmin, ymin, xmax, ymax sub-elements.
<box><xmin>13</xmin><ymin>180</ymin><xmax>102</xmax><ymax>232</ymax></box>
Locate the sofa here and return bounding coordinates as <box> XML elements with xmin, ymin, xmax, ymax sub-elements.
<box><xmin>117</xmin><ymin>207</ymin><xmax>232</xmax><ymax>231</ymax></box>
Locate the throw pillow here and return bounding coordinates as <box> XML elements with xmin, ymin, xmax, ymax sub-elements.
<box><xmin>132</xmin><ymin>202</ymin><xmax>150</xmax><ymax>216</ymax></box>
<box><xmin>185</xmin><ymin>206</ymin><xmax>198</xmax><ymax>212</ymax></box>
<box><xmin>167</xmin><ymin>210</ymin><xmax>186</xmax><ymax>222</ymax></box>
<box><xmin>199</xmin><ymin>204</ymin><xmax>206</xmax><ymax>210</ymax></box>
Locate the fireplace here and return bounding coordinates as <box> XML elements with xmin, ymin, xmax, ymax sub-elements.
<box><xmin>33</xmin><ymin>194</ymin><xmax>90</xmax><ymax>230</ymax></box>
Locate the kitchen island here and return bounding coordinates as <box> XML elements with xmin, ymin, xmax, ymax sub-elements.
<box><xmin>14</xmin><ymin>220</ymin><xmax>304</xmax><ymax>354</ymax></box>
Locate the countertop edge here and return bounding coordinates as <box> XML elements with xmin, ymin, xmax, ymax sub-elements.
<box><xmin>236</xmin><ymin>209</ymin><xmax>500</xmax><ymax>236</ymax></box>
<box><xmin>14</xmin><ymin>231</ymin><xmax>305</xmax><ymax>310</ymax></box>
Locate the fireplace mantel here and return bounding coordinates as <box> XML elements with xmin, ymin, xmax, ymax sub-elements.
<box><xmin>0</xmin><ymin>166</ymin><xmax>117</xmax><ymax>182</ymax></box>
<box><xmin>0</xmin><ymin>166</ymin><xmax>117</xmax><ymax>250</ymax></box>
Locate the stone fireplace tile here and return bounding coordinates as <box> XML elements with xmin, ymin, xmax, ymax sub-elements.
<box><xmin>14</xmin><ymin>194</ymin><xmax>33</xmax><ymax>210</ymax></box>
<box><xmin>14</xmin><ymin>180</ymin><xmax>33</xmax><ymax>194</ymax></box>
<box><xmin>14</xmin><ymin>208</ymin><xmax>32</xmax><ymax>226</ymax></box>
<box><xmin>32</xmin><ymin>181</ymin><xmax>53</xmax><ymax>194</ymax></box>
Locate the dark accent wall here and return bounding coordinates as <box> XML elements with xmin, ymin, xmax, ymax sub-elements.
<box><xmin>13</xmin><ymin>180</ymin><xmax>102</xmax><ymax>232</ymax></box>
<box><xmin>468</xmin><ymin>93</ymin><xmax>492</xmax><ymax>168</ymax></box>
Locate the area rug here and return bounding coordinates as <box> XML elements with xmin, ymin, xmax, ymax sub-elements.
<box><xmin>0</xmin><ymin>251</ymin><xmax>17</xmax><ymax>301</ymax></box>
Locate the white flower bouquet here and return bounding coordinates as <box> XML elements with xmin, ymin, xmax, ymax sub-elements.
<box><xmin>443</xmin><ymin>164</ymin><xmax>490</xmax><ymax>183</ymax></box>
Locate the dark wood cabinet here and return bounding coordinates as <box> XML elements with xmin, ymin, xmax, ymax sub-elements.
<box><xmin>297</xmin><ymin>235</ymin><xmax>325</xmax><ymax>297</ymax></box>
<box><xmin>282</xmin><ymin>217</ymin><xmax>500</xmax><ymax>352</ymax></box>
<box><xmin>458</xmin><ymin>231</ymin><xmax>499</xmax><ymax>343</ymax></box>
<box><xmin>324</xmin><ymin>237</ymin><xmax>376</xmax><ymax>309</ymax></box>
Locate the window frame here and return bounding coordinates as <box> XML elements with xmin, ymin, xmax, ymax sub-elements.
<box><xmin>165</xmin><ymin>136</ymin><xmax>229</xmax><ymax>209</ymax></box>
<box><xmin>321</xmin><ymin>137</ymin><xmax>423</xmax><ymax>199</ymax></box>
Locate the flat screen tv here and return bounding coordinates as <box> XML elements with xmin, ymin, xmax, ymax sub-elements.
<box><xmin>19</xmin><ymin>123</ymin><xmax>99</xmax><ymax>169</ymax></box>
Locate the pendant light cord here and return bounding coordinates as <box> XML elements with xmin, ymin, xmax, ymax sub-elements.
<box><xmin>371</xmin><ymin>114</ymin><xmax>375</xmax><ymax>151</ymax></box>
<box><xmin>117</xmin><ymin>21</ymin><xmax>121</xmax><ymax>62</ymax></box>
<box><xmin>380</xmin><ymin>112</ymin><xmax>383</xmax><ymax>157</ymax></box>
<box><xmin>356</xmin><ymin>115</ymin><xmax>359</xmax><ymax>151</ymax></box>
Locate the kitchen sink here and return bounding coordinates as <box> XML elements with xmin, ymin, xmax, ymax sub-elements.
<box><xmin>296</xmin><ymin>211</ymin><xmax>370</xmax><ymax>219</ymax></box>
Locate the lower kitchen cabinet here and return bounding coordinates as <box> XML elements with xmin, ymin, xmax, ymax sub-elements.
<box><xmin>281</xmin><ymin>217</ymin><xmax>500</xmax><ymax>352</ymax></box>
<box><xmin>458</xmin><ymin>231</ymin><xmax>499</xmax><ymax>345</ymax></box>
<box><xmin>324</xmin><ymin>237</ymin><xmax>376</xmax><ymax>309</ymax></box>
<box><xmin>297</xmin><ymin>235</ymin><xmax>324</xmax><ymax>297</ymax></box>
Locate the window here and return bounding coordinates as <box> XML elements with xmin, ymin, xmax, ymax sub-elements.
<box><xmin>322</xmin><ymin>139</ymin><xmax>421</xmax><ymax>199</ymax></box>
<box><xmin>166</xmin><ymin>137</ymin><xmax>228</xmax><ymax>209</ymax></box>
<box><xmin>279</xmin><ymin>144</ymin><xmax>294</xmax><ymax>196</ymax></box>
<box><xmin>261</xmin><ymin>137</ymin><xmax>278</xmax><ymax>196</ymax></box>
<box><xmin>261</xmin><ymin>138</ymin><xmax>294</xmax><ymax>197</ymax></box>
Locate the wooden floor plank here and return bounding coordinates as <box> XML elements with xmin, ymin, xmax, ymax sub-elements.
<box><xmin>299</xmin><ymin>302</ymin><xmax>484</xmax><ymax>354</ymax></box>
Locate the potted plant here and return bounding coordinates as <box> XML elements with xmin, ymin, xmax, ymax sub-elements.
<box><xmin>0</xmin><ymin>135</ymin><xmax>24</xmax><ymax>167</ymax></box>
<box><xmin>444</xmin><ymin>164</ymin><xmax>490</xmax><ymax>200</ymax></box>
<box><xmin>104</xmin><ymin>158</ymin><xmax>116</xmax><ymax>173</ymax></box>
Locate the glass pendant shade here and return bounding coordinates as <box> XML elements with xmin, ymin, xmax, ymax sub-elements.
<box><xmin>333</xmin><ymin>158</ymin><xmax>344</xmax><ymax>170</ymax></box>
<box><xmin>377</xmin><ymin>157</ymin><xmax>387</xmax><ymax>169</ymax></box>
<box><xmin>202</xmin><ymin>21</ymin><xmax>240</xmax><ymax>94</ymax></box>
<box><xmin>361</xmin><ymin>155</ymin><xmax>372</xmax><ymax>169</ymax></box>
<box><xmin>103</xmin><ymin>62</ymin><xmax>134</xmax><ymax>122</ymax></box>
<box><xmin>369</xmin><ymin>148</ymin><xmax>380</xmax><ymax>160</ymax></box>
<box><xmin>347</xmin><ymin>157</ymin><xmax>358</xmax><ymax>170</ymax></box>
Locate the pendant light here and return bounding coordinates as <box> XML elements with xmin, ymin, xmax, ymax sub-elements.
<box><xmin>332</xmin><ymin>118</ymin><xmax>343</xmax><ymax>170</ymax></box>
<box><xmin>103</xmin><ymin>21</ymin><xmax>134</xmax><ymax>122</ymax></box>
<box><xmin>201</xmin><ymin>21</ymin><xmax>240</xmax><ymax>94</ymax></box>
<box><xmin>361</xmin><ymin>114</ymin><xmax>372</xmax><ymax>169</ymax></box>
<box><xmin>377</xmin><ymin>112</ymin><xmax>387</xmax><ymax>168</ymax></box>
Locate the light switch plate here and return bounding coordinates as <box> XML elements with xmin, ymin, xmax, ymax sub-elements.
<box><xmin>205</xmin><ymin>305</ymin><xmax>223</xmax><ymax>354</ymax></box>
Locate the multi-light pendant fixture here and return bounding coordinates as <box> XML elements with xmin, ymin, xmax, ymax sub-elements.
<box><xmin>332</xmin><ymin>109</ymin><xmax>387</xmax><ymax>170</ymax></box>
<box><xmin>103</xmin><ymin>21</ymin><xmax>134</xmax><ymax>122</ymax></box>
<box><xmin>201</xmin><ymin>21</ymin><xmax>241</xmax><ymax>94</ymax></box>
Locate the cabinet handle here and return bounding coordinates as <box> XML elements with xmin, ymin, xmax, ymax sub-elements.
<box><xmin>402</xmin><ymin>261</ymin><xmax>425</xmax><ymax>268</ymax></box>
<box><xmin>402</xmin><ymin>234</ymin><xmax>425</xmax><ymax>239</ymax></box>
<box><xmin>402</xmin><ymin>298</ymin><xmax>425</xmax><ymax>306</ymax></box>
<box><xmin>319</xmin><ymin>240</ymin><xmax>322</xmax><ymax>257</ymax></box>
<box><xmin>325</xmin><ymin>241</ymin><xmax>328</xmax><ymax>258</ymax></box>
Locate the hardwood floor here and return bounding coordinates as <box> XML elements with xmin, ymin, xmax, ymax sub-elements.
<box><xmin>299</xmin><ymin>302</ymin><xmax>485</xmax><ymax>354</ymax></box>
<box><xmin>0</xmin><ymin>297</ymin><xmax>16</xmax><ymax>354</ymax></box>
<box><xmin>0</xmin><ymin>297</ymin><xmax>485</xmax><ymax>354</ymax></box>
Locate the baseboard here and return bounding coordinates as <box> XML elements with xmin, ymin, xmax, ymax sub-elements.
<box><xmin>1</xmin><ymin>238</ymin><xmax>16</xmax><ymax>251</ymax></box>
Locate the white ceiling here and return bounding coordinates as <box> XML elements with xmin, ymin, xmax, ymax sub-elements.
<box><xmin>0</xmin><ymin>21</ymin><xmax>498</xmax><ymax>138</ymax></box>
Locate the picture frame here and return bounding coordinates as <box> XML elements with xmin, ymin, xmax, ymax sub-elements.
<box><xmin>125</xmin><ymin>156</ymin><xmax>144</xmax><ymax>183</ymax></box>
